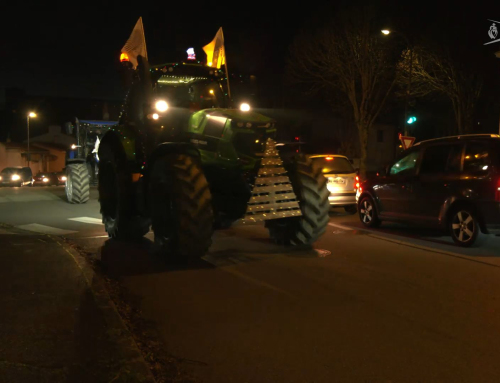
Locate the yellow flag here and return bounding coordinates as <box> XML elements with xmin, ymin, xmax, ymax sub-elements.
<box><xmin>121</xmin><ymin>17</ymin><xmax>148</xmax><ymax>69</ymax></box>
<box><xmin>203</xmin><ymin>27</ymin><xmax>226</xmax><ymax>69</ymax></box>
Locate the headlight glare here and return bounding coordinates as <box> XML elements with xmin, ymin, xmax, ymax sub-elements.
<box><xmin>155</xmin><ymin>100</ymin><xmax>168</xmax><ymax>112</ymax></box>
<box><xmin>11</xmin><ymin>174</ymin><xmax>20</xmax><ymax>181</ymax></box>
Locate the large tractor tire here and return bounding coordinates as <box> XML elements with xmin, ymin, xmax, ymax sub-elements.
<box><xmin>65</xmin><ymin>163</ymin><xmax>90</xmax><ymax>204</ymax></box>
<box><xmin>266</xmin><ymin>155</ymin><xmax>330</xmax><ymax>246</ymax></box>
<box><xmin>98</xmin><ymin>141</ymin><xmax>150</xmax><ymax>241</ymax></box>
<box><xmin>149</xmin><ymin>154</ymin><xmax>213</xmax><ymax>263</ymax></box>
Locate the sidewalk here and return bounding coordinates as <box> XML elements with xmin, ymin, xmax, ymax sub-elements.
<box><xmin>0</xmin><ymin>225</ymin><xmax>155</xmax><ymax>383</ymax></box>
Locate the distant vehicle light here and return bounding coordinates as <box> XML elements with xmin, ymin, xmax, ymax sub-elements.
<box><xmin>325</xmin><ymin>156</ymin><xmax>334</xmax><ymax>161</ymax></box>
<box><xmin>43</xmin><ymin>178</ymin><xmax>49</xmax><ymax>182</ymax></box>
<box><xmin>11</xmin><ymin>174</ymin><xmax>20</xmax><ymax>181</ymax></box>
<box><xmin>152</xmin><ymin>113</ymin><xmax>159</xmax><ymax>120</ymax></box>
<box><xmin>209</xmin><ymin>89</ymin><xmax>214</xmax><ymax>95</ymax></box>
<box><xmin>71</xmin><ymin>144</ymin><xmax>77</xmax><ymax>150</ymax></box>
<box><xmin>61</xmin><ymin>176</ymin><xmax>67</xmax><ymax>181</ymax></box>
<box><xmin>240</xmin><ymin>103</ymin><xmax>251</xmax><ymax>112</ymax></box>
<box><xmin>155</xmin><ymin>100</ymin><xmax>168</xmax><ymax>112</ymax></box>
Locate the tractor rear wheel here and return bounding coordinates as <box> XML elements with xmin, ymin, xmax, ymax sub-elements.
<box><xmin>65</xmin><ymin>163</ymin><xmax>90</xmax><ymax>204</ymax></box>
<box><xmin>149</xmin><ymin>154</ymin><xmax>213</xmax><ymax>263</ymax></box>
<box><xmin>266</xmin><ymin>155</ymin><xmax>330</xmax><ymax>246</ymax></box>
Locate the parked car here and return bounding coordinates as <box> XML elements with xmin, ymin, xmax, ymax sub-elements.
<box><xmin>357</xmin><ymin>134</ymin><xmax>500</xmax><ymax>247</ymax></box>
<box><xmin>33</xmin><ymin>172</ymin><xmax>59</xmax><ymax>186</ymax></box>
<box><xmin>309</xmin><ymin>154</ymin><xmax>359</xmax><ymax>214</ymax></box>
<box><xmin>0</xmin><ymin>167</ymin><xmax>33</xmax><ymax>187</ymax></box>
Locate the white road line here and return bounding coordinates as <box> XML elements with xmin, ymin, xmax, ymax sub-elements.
<box><xmin>68</xmin><ymin>217</ymin><xmax>103</xmax><ymax>225</ymax></box>
<box><xmin>16</xmin><ymin>224</ymin><xmax>77</xmax><ymax>235</ymax></box>
<box><xmin>328</xmin><ymin>222</ymin><xmax>355</xmax><ymax>231</ymax></box>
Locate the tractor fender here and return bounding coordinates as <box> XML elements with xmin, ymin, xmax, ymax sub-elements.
<box><xmin>148</xmin><ymin>142</ymin><xmax>201</xmax><ymax>166</ymax></box>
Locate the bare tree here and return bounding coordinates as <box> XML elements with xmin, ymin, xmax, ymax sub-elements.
<box><xmin>286</xmin><ymin>7</ymin><xmax>398</xmax><ymax>177</ymax></box>
<box><xmin>397</xmin><ymin>46</ymin><xmax>483</xmax><ymax>134</ymax></box>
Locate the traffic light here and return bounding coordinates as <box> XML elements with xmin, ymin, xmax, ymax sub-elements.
<box><xmin>406</xmin><ymin>116</ymin><xmax>417</xmax><ymax>124</ymax></box>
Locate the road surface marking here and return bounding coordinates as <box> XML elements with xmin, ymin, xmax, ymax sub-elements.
<box><xmin>68</xmin><ymin>217</ymin><xmax>103</xmax><ymax>225</ymax></box>
<box><xmin>328</xmin><ymin>222</ymin><xmax>353</xmax><ymax>231</ymax></box>
<box><xmin>16</xmin><ymin>224</ymin><xmax>77</xmax><ymax>235</ymax></box>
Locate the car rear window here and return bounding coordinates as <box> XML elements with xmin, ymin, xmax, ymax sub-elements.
<box><xmin>311</xmin><ymin>157</ymin><xmax>355</xmax><ymax>174</ymax></box>
<box><xmin>463</xmin><ymin>142</ymin><xmax>491</xmax><ymax>174</ymax></box>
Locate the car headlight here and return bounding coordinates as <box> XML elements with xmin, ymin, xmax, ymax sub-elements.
<box><xmin>61</xmin><ymin>176</ymin><xmax>67</xmax><ymax>181</ymax></box>
<box><xmin>240</xmin><ymin>103</ymin><xmax>250</xmax><ymax>112</ymax></box>
<box><xmin>155</xmin><ymin>100</ymin><xmax>168</xmax><ymax>112</ymax></box>
<box><xmin>11</xmin><ymin>174</ymin><xmax>20</xmax><ymax>181</ymax></box>
<box><xmin>0</xmin><ymin>175</ymin><xmax>2</xmax><ymax>181</ymax></box>
<box><xmin>43</xmin><ymin>178</ymin><xmax>49</xmax><ymax>182</ymax></box>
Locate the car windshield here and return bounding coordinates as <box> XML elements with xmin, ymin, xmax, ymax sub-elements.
<box><xmin>311</xmin><ymin>157</ymin><xmax>355</xmax><ymax>174</ymax></box>
<box><xmin>1</xmin><ymin>168</ymin><xmax>22</xmax><ymax>174</ymax></box>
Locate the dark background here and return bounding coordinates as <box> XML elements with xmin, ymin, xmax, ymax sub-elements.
<box><xmin>1</xmin><ymin>0</ymin><xmax>500</xmax><ymax>141</ymax></box>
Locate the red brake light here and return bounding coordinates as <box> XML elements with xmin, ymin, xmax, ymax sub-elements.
<box><xmin>496</xmin><ymin>178</ymin><xmax>500</xmax><ymax>202</ymax></box>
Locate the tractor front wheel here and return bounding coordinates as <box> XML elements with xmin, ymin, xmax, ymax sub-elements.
<box><xmin>266</xmin><ymin>156</ymin><xmax>330</xmax><ymax>246</ymax></box>
<box><xmin>149</xmin><ymin>154</ymin><xmax>213</xmax><ymax>263</ymax></box>
<box><xmin>98</xmin><ymin>144</ymin><xmax>150</xmax><ymax>240</ymax></box>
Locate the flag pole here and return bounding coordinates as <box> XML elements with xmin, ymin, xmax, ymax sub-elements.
<box><xmin>140</xmin><ymin>17</ymin><xmax>148</xmax><ymax>62</ymax></box>
<box><xmin>220</xmin><ymin>28</ymin><xmax>231</xmax><ymax>102</ymax></box>
<box><xmin>223</xmin><ymin>46</ymin><xmax>232</xmax><ymax>102</ymax></box>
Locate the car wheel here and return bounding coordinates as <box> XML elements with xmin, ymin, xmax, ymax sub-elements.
<box><xmin>344</xmin><ymin>205</ymin><xmax>357</xmax><ymax>214</ymax></box>
<box><xmin>358</xmin><ymin>196</ymin><xmax>381</xmax><ymax>228</ymax></box>
<box><xmin>449</xmin><ymin>208</ymin><xmax>479</xmax><ymax>247</ymax></box>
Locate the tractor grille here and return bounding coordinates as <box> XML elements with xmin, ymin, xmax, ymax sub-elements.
<box><xmin>241</xmin><ymin>138</ymin><xmax>302</xmax><ymax>223</ymax></box>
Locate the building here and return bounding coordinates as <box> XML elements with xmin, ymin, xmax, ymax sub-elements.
<box><xmin>0</xmin><ymin>142</ymin><xmax>67</xmax><ymax>174</ymax></box>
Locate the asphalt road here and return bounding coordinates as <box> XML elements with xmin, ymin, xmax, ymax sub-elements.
<box><xmin>2</xmin><ymin>185</ymin><xmax>500</xmax><ymax>382</ymax></box>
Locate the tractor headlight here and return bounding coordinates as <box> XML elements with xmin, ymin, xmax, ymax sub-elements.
<box><xmin>240</xmin><ymin>103</ymin><xmax>250</xmax><ymax>112</ymax></box>
<box><xmin>11</xmin><ymin>174</ymin><xmax>20</xmax><ymax>181</ymax></box>
<box><xmin>155</xmin><ymin>100</ymin><xmax>168</xmax><ymax>112</ymax></box>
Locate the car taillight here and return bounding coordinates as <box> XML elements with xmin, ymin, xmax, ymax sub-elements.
<box><xmin>496</xmin><ymin>177</ymin><xmax>500</xmax><ymax>202</ymax></box>
<box><xmin>355</xmin><ymin>175</ymin><xmax>360</xmax><ymax>190</ymax></box>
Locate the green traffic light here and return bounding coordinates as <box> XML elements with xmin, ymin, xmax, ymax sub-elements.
<box><xmin>407</xmin><ymin>116</ymin><xmax>417</xmax><ymax>124</ymax></box>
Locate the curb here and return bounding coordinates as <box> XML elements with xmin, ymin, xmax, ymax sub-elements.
<box><xmin>0</xmin><ymin>223</ymin><xmax>157</xmax><ymax>382</ymax></box>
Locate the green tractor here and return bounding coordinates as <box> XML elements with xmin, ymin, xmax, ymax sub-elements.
<box><xmin>96</xmin><ymin>31</ymin><xmax>329</xmax><ymax>262</ymax></box>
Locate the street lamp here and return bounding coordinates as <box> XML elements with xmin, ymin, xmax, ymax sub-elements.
<box><xmin>382</xmin><ymin>29</ymin><xmax>413</xmax><ymax>136</ymax></box>
<box><xmin>27</xmin><ymin>112</ymin><xmax>37</xmax><ymax>168</ymax></box>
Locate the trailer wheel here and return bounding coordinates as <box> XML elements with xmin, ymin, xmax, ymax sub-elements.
<box><xmin>266</xmin><ymin>155</ymin><xmax>330</xmax><ymax>246</ymax></box>
<box><xmin>66</xmin><ymin>163</ymin><xmax>90</xmax><ymax>204</ymax></box>
<box><xmin>149</xmin><ymin>154</ymin><xmax>213</xmax><ymax>263</ymax></box>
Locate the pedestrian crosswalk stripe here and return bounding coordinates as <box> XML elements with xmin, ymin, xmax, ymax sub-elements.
<box><xmin>16</xmin><ymin>224</ymin><xmax>77</xmax><ymax>235</ymax></box>
<box><xmin>68</xmin><ymin>217</ymin><xmax>103</xmax><ymax>225</ymax></box>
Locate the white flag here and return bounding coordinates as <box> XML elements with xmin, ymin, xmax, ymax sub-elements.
<box><xmin>121</xmin><ymin>17</ymin><xmax>148</xmax><ymax>69</ymax></box>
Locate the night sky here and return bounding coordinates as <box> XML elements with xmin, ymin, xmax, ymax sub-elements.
<box><xmin>1</xmin><ymin>1</ymin><xmax>500</xmax><ymax>111</ymax></box>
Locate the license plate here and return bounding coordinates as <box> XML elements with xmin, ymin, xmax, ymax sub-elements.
<box><xmin>328</xmin><ymin>177</ymin><xmax>345</xmax><ymax>184</ymax></box>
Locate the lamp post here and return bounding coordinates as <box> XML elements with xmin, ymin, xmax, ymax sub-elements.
<box><xmin>382</xmin><ymin>29</ymin><xmax>413</xmax><ymax>136</ymax></box>
<box><xmin>27</xmin><ymin>112</ymin><xmax>37</xmax><ymax>168</ymax></box>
